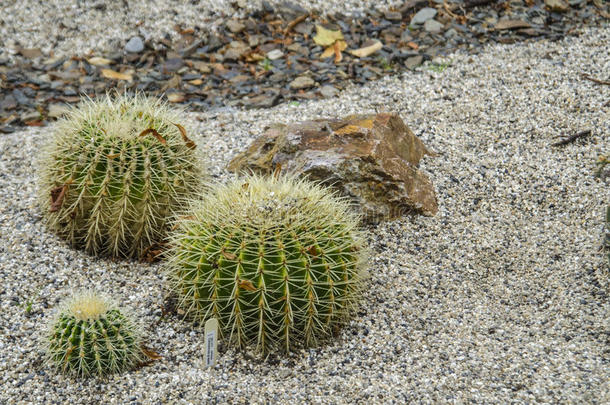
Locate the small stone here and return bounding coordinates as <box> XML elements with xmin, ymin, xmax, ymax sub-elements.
<box><xmin>287</xmin><ymin>43</ymin><xmax>308</xmax><ymax>55</ymax></box>
<box><xmin>545</xmin><ymin>0</ymin><xmax>569</xmax><ymax>12</ymax></box>
<box><xmin>404</xmin><ymin>55</ymin><xmax>423</xmax><ymax>69</ymax></box>
<box><xmin>224</xmin><ymin>41</ymin><xmax>250</xmax><ymax>61</ymax></box>
<box><xmin>267</xmin><ymin>49</ymin><xmax>284</xmax><ymax>60</ymax></box>
<box><xmin>226</xmin><ymin>20</ymin><xmax>246</xmax><ymax>34</ymax></box>
<box><xmin>320</xmin><ymin>85</ymin><xmax>338</xmax><ymax>98</ymax></box>
<box><xmin>411</xmin><ymin>8</ymin><xmax>437</xmax><ymax>25</ymax></box>
<box><xmin>245</xmin><ymin>94</ymin><xmax>279</xmax><ymax>109</ymax></box>
<box><xmin>12</xmin><ymin>89</ymin><xmax>30</xmax><ymax>106</ymax></box>
<box><xmin>289</xmin><ymin>76</ymin><xmax>315</xmax><ymax>90</ymax></box>
<box><xmin>19</xmin><ymin>48</ymin><xmax>43</xmax><ymax>59</ymax></box>
<box><xmin>384</xmin><ymin>11</ymin><xmax>403</xmax><ymax>21</ymax></box>
<box><xmin>47</xmin><ymin>104</ymin><xmax>70</xmax><ymax>118</ymax></box>
<box><xmin>191</xmin><ymin>61</ymin><xmax>211</xmax><ymax>73</ymax></box>
<box><xmin>424</xmin><ymin>19</ymin><xmax>444</xmax><ymax>33</ymax></box>
<box><xmin>162</xmin><ymin>58</ymin><xmax>184</xmax><ymax>73</ymax></box>
<box><xmin>125</xmin><ymin>36</ymin><xmax>144</xmax><ymax>53</ymax></box>
<box><xmin>0</xmin><ymin>95</ymin><xmax>17</xmax><ymax>111</ymax></box>
<box><xmin>444</xmin><ymin>28</ymin><xmax>457</xmax><ymax>39</ymax></box>
<box><xmin>294</xmin><ymin>22</ymin><xmax>314</xmax><ymax>36</ymax></box>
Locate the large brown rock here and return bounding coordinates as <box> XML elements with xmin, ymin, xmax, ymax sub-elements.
<box><xmin>228</xmin><ymin>113</ymin><xmax>438</xmax><ymax>222</ymax></box>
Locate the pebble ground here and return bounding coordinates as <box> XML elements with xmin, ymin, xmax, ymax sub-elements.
<box><xmin>0</xmin><ymin>6</ymin><xmax>608</xmax><ymax>405</ymax></box>
<box><xmin>0</xmin><ymin>0</ymin><xmax>403</xmax><ymax>56</ymax></box>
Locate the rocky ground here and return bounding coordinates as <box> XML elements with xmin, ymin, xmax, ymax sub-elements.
<box><xmin>0</xmin><ymin>1</ymin><xmax>609</xmax><ymax>404</ymax></box>
<box><xmin>1</xmin><ymin>0</ymin><xmax>607</xmax><ymax>131</ymax></box>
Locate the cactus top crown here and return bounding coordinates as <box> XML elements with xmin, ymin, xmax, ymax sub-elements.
<box><xmin>67</xmin><ymin>292</ymin><xmax>109</xmax><ymax>321</ymax></box>
<box><xmin>56</xmin><ymin>93</ymin><xmax>186</xmax><ymax>143</ymax></box>
<box><xmin>188</xmin><ymin>173</ymin><xmax>360</xmax><ymax>231</ymax></box>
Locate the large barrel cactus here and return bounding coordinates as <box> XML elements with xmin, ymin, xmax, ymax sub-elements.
<box><xmin>38</xmin><ymin>94</ymin><xmax>204</xmax><ymax>259</ymax></box>
<box><xmin>45</xmin><ymin>292</ymin><xmax>143</xmax><ymax>377</ymax></box>
<box><xmin>166</xmin><ymin>174</ymin><xmax>367</xmax><ymax>354</ymax></box>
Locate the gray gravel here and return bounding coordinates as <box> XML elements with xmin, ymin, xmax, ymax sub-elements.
<box><xmin>0</xmin><ymin>0</ymin><xmax>403</xmax><ymax>57</ymax></box>
<box><xmin>1</xmin><ymin>22</ymin><xmax>609</xmax><ymax>405</ymax></box>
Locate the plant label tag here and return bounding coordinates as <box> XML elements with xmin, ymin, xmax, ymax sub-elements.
<box><xmin>204</xmin><ymin>318</ymin><xmax>218</xmax><ymax>368</ymax></box>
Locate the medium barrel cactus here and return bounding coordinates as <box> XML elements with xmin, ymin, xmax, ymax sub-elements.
<box><xmin>38</xmin><ymin>94</ymin><xmax>204</xmax><ymax>259</ymax></box>
<box><xmin>45</xmin><ymin>292</ymin><xmax>143</xmax><ymax>377</ymax></box>
<box><xmin>166</xmin><ymin>174</ymin><xmax>367</xmax><ymax>354</ymax></box>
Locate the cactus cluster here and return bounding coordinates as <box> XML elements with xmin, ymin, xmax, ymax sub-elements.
<box><xmin>38</xmin><ymin>94</ymin><xmax>204</xmax><ymax>259</ymax></box>
<box><xmin>45</xmin><ymin>292</ymin><xmax>143</xmax><ymax>377</ymax></box>
<box><xmin>166</xmin><ymin>174</ymin><xmax>367</xmax><ymax>354</ymax></box>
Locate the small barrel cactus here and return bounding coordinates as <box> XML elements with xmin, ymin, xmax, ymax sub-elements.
<box><xmin>166</xmin><ymin>174</ymin><xmax>367</xmax><ymax>354</ymax></box>
<box><xmin>45</xmin><ymin>292</ymin><xmax>143</xmax><ymax>377</ymax></box>
<box><xmin>38</xmin><ymin>93</ymin><xmax>204</xmax><ymax>259</ymax></box>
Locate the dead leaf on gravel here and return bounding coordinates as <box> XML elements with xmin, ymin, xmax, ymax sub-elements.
<box><xmin>141</xmin><ymin>345</ymin><xmax>162</xmax><ymax>361</ymax></box>
<box><xmin>101</xmin><ymin>68</ymin><xmax>133</xmax><ymax>81</ymax></box>
<box><xmin>87</xmin><ymin>57</ymin><xmax>113</xmax><ymax>66</ymax></box>
<box><xmin>494</xmin><ymin>20</ymin><xmax>531</xmax><ymax>30</ymax></box>
<box><xmin>313</xmin><ymin>25</ymin><xmax>344</xmax><ymax>47</ymax></box>
<box><xmin>167</xmin><ymin>92</ymin><xmax>185</xmax><ymax>103</ymax></box>
<box><xmin>320</xmin><ymin>40</ymin><xmax>347</xmax><ymax>63</ymax></box>
<box><xmin>349</xmin><ymin>40</ymin><xmax>383</xmax><ymax>58</ymax></box>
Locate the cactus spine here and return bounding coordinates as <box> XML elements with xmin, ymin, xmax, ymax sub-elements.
<box><xmin>166</xmin><ymin>174</ymin><xmax>366</xmax><ymax>354</ymax></box>
<box><xmin>45</xmin><ymin>292</ymin><xmax>143</xmax><ymax>377</ymax></box>
<box><xmin>38</xmin><ymin>94</ymin><xmax>204</xmax><ymax>259</ymax></box>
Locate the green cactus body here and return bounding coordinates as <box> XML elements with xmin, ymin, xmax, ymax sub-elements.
<box><xmin>38</xmin><ymin>94</ymin><xmax>204</xmax><ymax>258</ymax></box>
<box><xmin>166</xmin><ymin>174</ymin><xmax>367</xmax><ymax>354</ymax></box>
<box><xmin>46</xmin><ymin>292</ymin><xmax>142</xmax><ymax>377</ymax></box>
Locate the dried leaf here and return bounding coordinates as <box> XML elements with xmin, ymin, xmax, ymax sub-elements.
<box><xmin>140</xmin><ymin>345</ymin><xmax>162</xmax><ymax>360</ymax></box>
<box><xmin>321</xmin><ymin>40</ymin><xmax>347</xmax><ymax>63</ymax></box>
<box><xmin>307</xmin><ymin>245</ymin><xmax>320</xmax><ymax>256</ymax></box>
<box><xmin>334</xmin><ymin>40</ymin><xmax>347</xmax><ymax>63</ymax></box>
<box><xmin>239</xmin><ymin>280</ymin><xmax>258</xmax><ymax>292</ymax></box>
<box><xmin>406</xmin><ymin>41</ymin><xmax>419</xmax><ymax>50</ymax></box>
<box><xmin>87</xmin><ymin>56</ymin><xmax>113</xmax><ymax>66</ymax></box>
<box><xmin>49</xmin><ymin>179</ymin><xmax>73</xmax><ymax>212</ymax></box>
<box><xmin>221</xmin><ymin>250</ymin><xmax>237</xmax><ymax>260</ymax></box>
<box><xmin>313</xmin><ymin>25</ymin><xmax>344</xmax><ymax>47</ymax></box>
<box><xmin>172</xmin><ymin>122</ymin><xmax>196</xmax><ymax>149</ymax></box>
<box><xmin>167</xmin><ymin>92</ymin><xmax>185</xmax><ymax>103</ymax></box>
<box><xmin>272</xmin><ymin>163</ymin><xmax>282</xmax><ymax>179</ymax></box>
<box><xmin>349</xmin><ymin>40</ymin><xmax>383</xmax><ymax>58</ymax></box>
<box><xmin>320</xmin><ymin>46</ymin><xmax>335</xmax><ymax>59</ymax></box>
<box><xmin>139</xmin><ymin>128</ymin><xmax>167</xmax><ymax>145</ymax></box>
<box><xmin>101</xmin><ymin>68</ymin><xmax>133</xmax><ymax>81</ymax></box>
<box><xmin>141</xmin><ymin>242</ymin><xmax>167</xmax><ymax>262</ymax></box>
<box><xmin>494</xmin><ymin>20</ymin><xmax>531</xmax><ymax>30</ymax></box>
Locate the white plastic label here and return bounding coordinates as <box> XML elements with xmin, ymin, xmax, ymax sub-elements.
<box><xmin>204</xmin><ymin>318</ymin><xmax>218</xmax><ymax>368</ymax></box>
